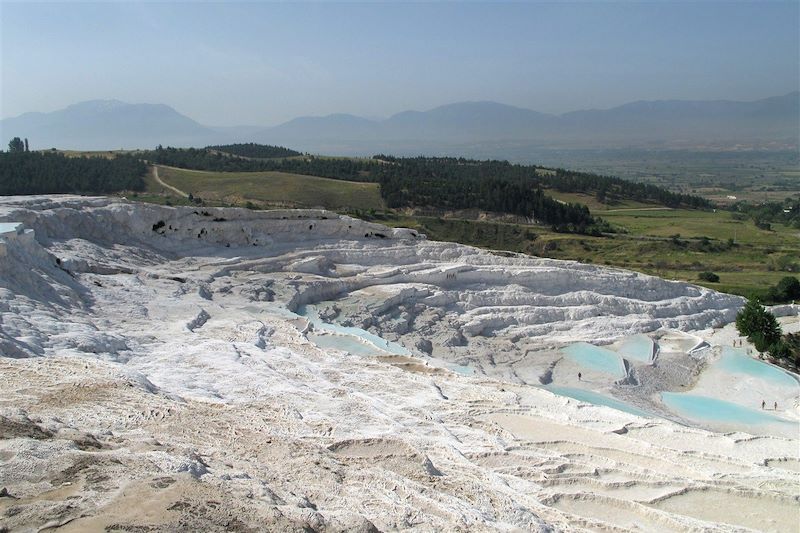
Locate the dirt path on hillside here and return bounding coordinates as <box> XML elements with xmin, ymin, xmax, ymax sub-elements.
<box><xmin>151</xmin><ymin>165</ymin><xmax>189</xmax><ymax>197</ymax></box>
<box><xmin>601</xmin><ymin>207</ymin><xmax>674</xmax><ymax>213</ymax></box>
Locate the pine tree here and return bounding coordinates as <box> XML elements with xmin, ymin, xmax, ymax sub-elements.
<box><xmin>8</xmin><ymin>137</ymin><xmax>24</xmax><ymax>153</ymax></box>
<box><xmin>735</xmin><ymin>299</ymin><xmax>782</xmax><ymax>352</ymax></box>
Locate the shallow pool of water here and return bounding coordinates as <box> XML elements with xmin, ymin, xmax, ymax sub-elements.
<box><xmin>717</xmin><ymin>347</ymin><xmax>799</xmax><ymax>389</ymax></box>
<box><xmin>0</xmin><ymin>222</ymin><xmax>22</xmax><ymax>234</ymax></box>
<box><xmin>562</xmin><ymin>342</ymin><xmax>626</xmax><ymax>378</ymax></box>
<box><xmin>547</xmin><ymin>386</ymin><xmax>653</xmax><ymax>418</ymax></box>
<box><xmin>617</xmin><ymin>334</ymin><xmax>656</xmax><ymax>363</ymax></box>
<box><xmin>297</xmin><ymin>304</ymin><xmax>410</xmax><ymax>356</ymax></box>
<box><xmin>449</xmin><ymin>364</ymin><xmax>476</xmax><ymax>376</ymax></box>
<box><xmin>307</xmin><ymin>333</ymin><xmax>381</xmax><ymax>356</ymax></box>
<box><xmin>661</xmin><ymin>392</ymin><xmax>795</xmax><ymax>427</ymax></box>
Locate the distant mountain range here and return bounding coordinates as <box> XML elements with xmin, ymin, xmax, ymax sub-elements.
<box><xmin>1</xmin><ymin>100</ymin><xmax>221</xmax><ymax>151</ymax></box>
<box><xmin>2</xmin><ymin>93</ymin><xmax>797</xmax><ymax>153</ymax></box>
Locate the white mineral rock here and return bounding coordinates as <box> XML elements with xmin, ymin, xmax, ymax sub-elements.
<box><xmin>0</xmin><ymin>196</ymin><xmax>797</xmax><ymax>532</ymax></box>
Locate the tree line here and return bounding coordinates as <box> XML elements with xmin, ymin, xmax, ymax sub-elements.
<box><xmin>549</xmin><ymin>168</ymin><xmax>711</xmax><ymax>208</ymax></box>
<box><xmin>0</xmin><ymin>150</ymin><xmax>146</xmax><ymax>195</ymax></box>
<box><xmin>206</xmin><ymin>143</ymin><xmax>301</xmax><ymax>159</ymax></box>
<box><xmin>372</xmin><ymin>155</ymin><xmax>711</xmax><ymax>209</ymax></box>
<box><xmin>371</xmin><ymin>157</ymin><xmax>598</xmax><ymax>232</ymax></box>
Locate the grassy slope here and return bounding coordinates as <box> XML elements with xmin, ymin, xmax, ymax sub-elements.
<box><xmin>154</xmin><ymin>166</ymin><xmax>385</xmax><ymax>211</ymax></box>
<box><xmin>597</xmin><ymin>208</ymin><xmax>799</xmax><ymax>296</ymax></box>
<box><xmin>544</xmin><ymin>190</ymin><xmax>655</xmax><ymax>211</ymax></box>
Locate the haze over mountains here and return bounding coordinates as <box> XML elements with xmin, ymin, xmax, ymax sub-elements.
<box><xmin>2</xmin><ymin>92</ymin><xmax>797</xmax><ymax>154</ymax></box>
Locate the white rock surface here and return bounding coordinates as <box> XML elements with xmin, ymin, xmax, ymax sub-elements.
<box><xmin>0</xmin><ymin>196</ymin><xmax>797</xmax><ymax>532</ymax></box>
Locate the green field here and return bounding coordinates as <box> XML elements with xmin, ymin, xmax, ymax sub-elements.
<box><xmin>600</xmin><ymin>208</ymin><xmax>796</xmax><ymax>244</ymax></box>
<box><xmin>153</xmin><ymin>166</ymin><xmax>385</xmax><ymax>211</ymax></box>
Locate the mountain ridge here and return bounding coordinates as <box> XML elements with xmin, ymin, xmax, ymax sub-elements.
<box><xmin>1</xmin><ymin>99</ymin><xmax>220</xmax><ymax>150</ymax></box>
<box><xmin>2</xmin><ymin>92</ymin><xmax>797</xmax><ymax>151</ymax></box>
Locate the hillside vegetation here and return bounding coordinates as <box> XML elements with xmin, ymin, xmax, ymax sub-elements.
<box><xmin>0</xmin><ymin>151</ymin><xmax>146</xmax><ymax>195</ymax></box>
<box><xmin>138</xmin><ymin>147</ymin><xmax>712</xmax><ymax>233</ymax></box>
<box><xmin>139</xmin><ymin>146</ymin><xmax>371</xmax><ymax>180</ymax></box>
<box><xmin>206</xmin><ymin>143</ymin><xmax>301</xmax><ymax>159</ymax></box>
<box><xmin>373</xmin><ymin>155</ymin><xmax>711</xmax><ymax>209</ymax></box>
<box><xmin>155</xmin><ymin>166</ymin><xmax>384</xmax><ymax>211</ymax></box>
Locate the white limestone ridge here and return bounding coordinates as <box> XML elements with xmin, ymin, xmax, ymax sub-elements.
<box><xmin>1</xmin><ymin>196</ymin><xmax>741</xmax><ymax>351</ymax></box>
<box><xmin>1</xmin><ymin>195</ymin><xmax>798</xmax><ymax>532</ymax></box>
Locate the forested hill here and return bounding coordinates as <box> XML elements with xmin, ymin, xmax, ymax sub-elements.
<box><xmin>140</xmin><ymin>147</ymin><xmax>711</xmax><ymax>209</ymax></box>
<box><xmin>206</xmin><ymin>143</ymin><xmax>301</xmax><ymax>159</ymax></box>
<box><xmin>0</xmin><ymin>151</ymin><xmax>146</xmax><ymax>195</ymax></box>
<box><xmin>137</xmin><ymin>147</ymin><xmax>713</xmax><ymax>233</ymax></box>
<box><xmin>549</xmin><ymin>168</ymin><xmax>710</xmax><ymax>208</ymax></box>
<box><xmin>371</xmin><ymin>156</ymin><xmax>711</xmax><ymax>210</ymax></box>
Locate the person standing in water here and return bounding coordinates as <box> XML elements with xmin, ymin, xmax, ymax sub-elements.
<box><xmin>774</xmin><ymin>401</ymin><xmax>778</xmax><ymax>410</ymax></box>
<box><xmin>762</xmin><ymin>400</ymin><xmax>766</xmax><ymax>409</ymax></box>
<box><xmin>578</xmin><ymin>372</ymin><xmax>582</xmax><ymax>381</ymax></box>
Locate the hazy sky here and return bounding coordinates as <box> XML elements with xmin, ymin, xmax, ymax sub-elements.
<box><xmin>1</xmin><ymin>1</ymin><xmax>798</xmax><ymax>126</ymax></box>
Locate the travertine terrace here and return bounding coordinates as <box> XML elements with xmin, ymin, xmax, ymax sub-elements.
<box><xmin>0</xmin><ymin>196</ymin><xmax>798</xmax><ymax>532</ymax></box>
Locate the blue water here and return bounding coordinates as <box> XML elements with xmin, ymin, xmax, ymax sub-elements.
<box><xmin>0</xmin><ymin>222</ymin><xmax>21</xmax><ymax>234</ymax></box>
<box><xmin>296</xmin><ymin>304</ymin><xmax>410</xmax><ymax>356</ymax></box>
<box><xmin>661</xmin><ymin>392</ymin><xmax>795</xmax><ymax>427</ymax></box>
<box><xmin>562</xmin><ymin>342</ymin><xmax>627</xmax><ymax>378</ymax></box>
<box><xmin>449</xmin><ymin>364</ymin><xmax>476</xmax><ymax>376</ymax></box>
<box><xmin>307</xmin><ymin>332</ymin><xmax>381</xmax><ymax>356</ymax></box>
<box><xmin>547</xmin><ymin>386</ymin><xmax>653</xmax><ymax>418</ymax></box>
<box><xmin>717</xmin><ymin>347</ymin><xmax>799</xmax><ymax>389</ymax></box>
<box><xmin>618</xmin><ymin>334</ymin><xmax>656</xmax><ymax>363</ymax></box>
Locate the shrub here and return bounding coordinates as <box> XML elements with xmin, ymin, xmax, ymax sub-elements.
<box><xmin>765</xmin><ymin>276</ymin><xmax>800</xmax><ymax>303</ymax></box>
<box><xmin>768</xmin><ymin>341</ymin><xmax>793</xmax><ymax>360</ymax></box>
<box><xmin>698</xmin><ymin>271</ymin><xmax>719</xmax><ymax>283</ymax></box>
<box><xmin>775</xmin><ymin>255</ymin><xmax>799</xmax><ymax>273</ymax></box>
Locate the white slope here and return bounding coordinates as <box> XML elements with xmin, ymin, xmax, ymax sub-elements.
<box><xmin>0</xmin><ymin>196</ymin><xmax>797</xmax><ymax>532</ymax></box>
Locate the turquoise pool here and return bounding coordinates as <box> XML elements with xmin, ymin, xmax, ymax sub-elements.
<box><xmin>0</xmin><ymin>222</ymin><xmax>21</xmax><ymax>234</ymax></box>
<box><xmin>307</xmin><ymin>332</ymin><xmax>381</xmax><ymax>356</ymax></box>
<box><xmin>547</xmin><ymin>386</ymin><xmax>653</xmax><ymax>418</ymax></box>
<box><xmin>297</xmin><ymin>304</ymin><xmax>410</xmax><ymax>356</ymax></box>
<box><xmin>618</xmin><ymin>334</ymin><xmax>656</xmax><ymax>363</ymax></box>
<box><xmin>562</xmin><ymin>342</ymin><xmax>627</xmax><ymax>378</ymax></box>
<box><xmin>449</xmin><ymin>364</ymin><xmax>476</xmax><ymax>376</ymax></box>
<box><xmin>661</xmin><ymin>392</ymin><xmax>795</xmax><ymax>427</ymax></box>
<box><xmin>717</xmin><ymin>347</ymin><xmax>799</xmax><ymax>389</ymax></box>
